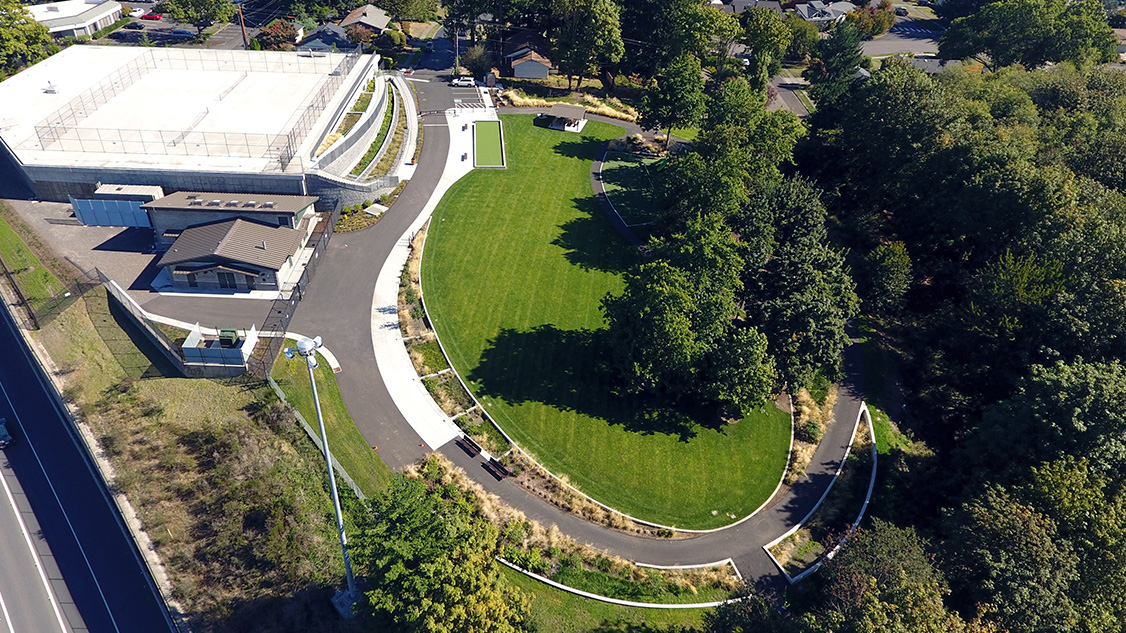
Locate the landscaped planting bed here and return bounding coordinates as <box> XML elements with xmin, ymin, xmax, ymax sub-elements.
<box><xmin>352</xmin><ymin>86</ymin><xmax>396</xmax><ymax>176</ymax></box>
<box><xmin>421</xmin><ymin>115</ymin><xmax>791</xmax><ymax>529</ymax></box>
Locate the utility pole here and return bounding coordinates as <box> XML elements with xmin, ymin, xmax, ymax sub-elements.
<box><xmin>237</xmin><ymin>1</ymin><xmax>248</xmax><ymax>49</ymax></box>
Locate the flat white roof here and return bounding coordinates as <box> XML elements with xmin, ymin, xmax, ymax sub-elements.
<box><xmin>0</xmin><ymin>45</ymin><xmax>373</xmax><ymax>174</ymax></box>
<box><xmin>28</xmin><ymin>0</ymin><xmax>114</xmax><ymax>22</ymax></box>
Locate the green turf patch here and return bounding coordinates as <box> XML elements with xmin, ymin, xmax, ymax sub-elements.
<box><xmin>422</xmin><ymin>115</ymin><xmax>791</xmax><ymax>529</ymax></box>
<box><xmin>0</xmin><ymin>214</ymin><xmax>67</xmax><ymax>313</ymax></box>
<box><xmin>499</xmin><ymin>566</ymin><xmax>708</xmax><ymax>633</ymax></box>
<box><xmin>271</xmin><ymin>355</ymin><xmax>394</xmax><ymax>497</ymax></box>
<box><xmin>474</xmin><ymin>120</ymin><xmax>505</xmax><ymax>168</ymax></box>
<box><xmin>600</xmin><ymin>150</ymin><xmax>662</xmax><ymax>226</ymax></box>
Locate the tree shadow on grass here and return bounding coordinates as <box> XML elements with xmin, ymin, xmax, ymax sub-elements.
<box><xmin>553</xmin><ymin>195</ymin><xmax>640</xmax><ymax>274</ymax></box>
<box><xmin>553</xmin><ymin>136</ymin><xmax>609</xmax><ymax>161</ymax></box>
<box><xmin>469</xmin><ymin>325</ymin><xmax>724</xmax><ymax>441</ymax></box>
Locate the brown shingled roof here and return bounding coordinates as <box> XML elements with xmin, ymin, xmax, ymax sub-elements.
<box><xmin>157</xmin><ymin>219</ymin><xmax>304</xmax><ymax>271</ymax></box>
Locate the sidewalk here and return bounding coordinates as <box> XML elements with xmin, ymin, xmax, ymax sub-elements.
<box><xmin>368</xmin><ymin>104</ymin><xmax>498</xmax><ymax>450</ymax></box>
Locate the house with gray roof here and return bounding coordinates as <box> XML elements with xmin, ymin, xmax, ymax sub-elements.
<box><xmin>297</xmin><ymin>23</ymin><xmax>354</xmax><ymax>52</ymax></box>
<box><xmin>340</xmin><ymin>5</ymin><xmax>391</xmax><ymax>32</ymax></box>
<box><xmin>793</xmin><ymin>0</ymin><xmax>857</xmax><ymax>25</ymax></box>
<box><xmin>157</xmin><ymin>219</ymin><xmax>306</xmax><ymax>291</ymax></box>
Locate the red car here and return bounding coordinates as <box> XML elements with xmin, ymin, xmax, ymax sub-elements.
<box><xmin>140</xmin><ymin>13</ymin><xmax>162</xmax><ymax>19</ymax></box>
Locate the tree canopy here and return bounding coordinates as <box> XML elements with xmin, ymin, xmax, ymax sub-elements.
<box><xmin>164</xmin><ymin>0</ymin><xmax>234</xmax><ymax>34</ymax></box>
<box><xmin>939</xmin><ymin>0</ymin><xmax>1117</xmax><ymax>70</ymax></box>
<box><xmin>352</xmin><ymin>475</ymin><xmax>531</xmax><ymax>632</ymax></box>
<box><xmin>0</xmin><ymin>0</ymin><xmax>56</xmax><ymax>76</ymax></box>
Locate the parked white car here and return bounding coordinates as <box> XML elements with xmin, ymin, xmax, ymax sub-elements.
<box><xmin>450</xmin><ymin>76</ymin><xmax>475</xmax><ymax>87</ymax></box>
<box><xmin>129</xmin><ymin>7</ymin><xmax>145</xmax><ymax>17</ymax></box>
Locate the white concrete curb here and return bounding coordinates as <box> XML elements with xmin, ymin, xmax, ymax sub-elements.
<box><xmin>497</xmin><ymin>558</ymin><xmax>736</xmax><ymax>609</ymax></box>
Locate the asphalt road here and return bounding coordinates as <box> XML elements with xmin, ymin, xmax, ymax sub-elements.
<box><xmin>0</xmin><ymin>454</ymin><xmax>70</xmax><ymax>633</ymax></box>
<box><xmin>287</xmin><ymin>64</ymin><xmax>455</xmax><ymax>471</ymax></box>
<box><xmin>862</xmin><ymin>17</ymin><xmax>943</xmax><ymax>56</ymax></box>
<box><xmin>0</xmin><ymin>306</ymin><xmax>174</xmax><ymax>633</ymax></box>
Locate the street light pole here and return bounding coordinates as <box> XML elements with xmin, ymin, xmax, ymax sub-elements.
<box><xmin>285</xmin><ymin>336</ymin><xmax>358</xmax><ymax>618</ymax></box>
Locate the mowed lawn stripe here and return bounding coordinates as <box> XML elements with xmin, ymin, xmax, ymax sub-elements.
<box><xmin>422</xmin><ymin>115</ymin><xmax>790</xmax><ymax>529</ymax></box>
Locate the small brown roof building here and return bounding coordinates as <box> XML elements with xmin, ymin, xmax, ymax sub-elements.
<box><xmin>158</xmin><ymin>219</ymin><xmax>306</xmax><ymax>291</ymax></box>
<box><xmin>504</xmin><ymin>30</ymin><xmax>552</xmax><ymax>79</ymax></box>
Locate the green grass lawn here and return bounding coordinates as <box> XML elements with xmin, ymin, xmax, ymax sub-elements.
<box><xmin>501</xmin><ymin>567</ymin><xmax>708</xmax><ymax>633</ymax></box>
<box><xmin>474</xmin><ymin>120</ymin><xmax>505</xmax><ymax>167</ymax></box>
<box><xmin>271</xmin><ymin>354</ymin><xmax>394</xmax><ymax>497</ymax></box>
<box><xmin>600</xmin><ymin>151</ymin><xmax>661</xmax><ymax>226</ymax></box>
<box><xmin>0</xmin><ymin>214</ymin><xmax>67</xmax><ymax>312</ymax></box>
<box><xmin>422</xmin><ymin>114</ymin><xmax>791</xmax><ymax>529</ymax></box>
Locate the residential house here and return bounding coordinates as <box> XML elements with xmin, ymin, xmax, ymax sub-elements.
<box><xmin>1115</xmin><ymin>29</ymin><xmax>1126</xmax><ymax>62</ymax></box>
<box><xmin>793</xmin><ymin>0</ymin><xmax>857</xmax><ymax>25</ymax></box>
<box><xmin>141</xmin><ymin>191</ymin><xmax>319</xmax><ymax>247</ymax></box>
<box><xmin>156</xmin><ymin>219</ymin><xmax>305</xmax><ymax>291</ymax></box>
<box><xmin>504</xmin><ymin>30</ymin><xmax>552</xmax><ymax>79</ymax></box>
<box><xmin>27</xmin><ymin>0</ymin><xmax>122</xmax><ymax>37</ymax></box>
<box><xmin>340</xmin><ymin>5</ymin><xmax>391</xmax><ymax>33</ymax></box>
<box><xmin>297</xmin><ymin>23</ymin><xmax>354</xmax><ymax>52</ymax></box>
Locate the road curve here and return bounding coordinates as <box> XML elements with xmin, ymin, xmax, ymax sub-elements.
<box><xmin>286</xmin><ymin>56</ymin><xmax>866</xmax><ymax>584</ymax></box>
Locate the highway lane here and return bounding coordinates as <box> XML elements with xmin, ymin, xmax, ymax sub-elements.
<box><xmin>0</xmin><ymin>451</ymin><xmax>67</xmax><ymax>633</ymax></box>
<box><xmin>0</xmin><ymin>305</ymin><xmax>174</xmax><ymax>633</ymax></box>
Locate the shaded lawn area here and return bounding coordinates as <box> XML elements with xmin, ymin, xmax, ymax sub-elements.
<box><xmin>474</xmin><ymin>120</ymin><xmax>505</xmax><ymax>167</ymax></box>
<box><xmin>0</xmin><ymin>213</ymin><xmax>67</xmax><ymax>312</ymax></box>
<box><xmin>422</xmin><ymin>114</ymin><xmax>791</xmax><ymax>529</ymax></box>
<box><xmin>500</xmin><ymin>567</ymin><xmax>707</xmax><ymax>633</ymax></box>
<box><xmin>600</xmin><ymin>150</ymin><xmax>661</xmax><ymax>226</ymax></box>
<box><xmin>271</xmin><ymin>354</ymin><xmax>394</xmax><ymax>498</ymax></box>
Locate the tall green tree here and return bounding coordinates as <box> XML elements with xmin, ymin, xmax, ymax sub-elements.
<box><xmin>803</xmin><ymin>23</ymin><xmax>865</xmax><ymax>121</ymax></box>
<box><xmin>550</xmin><ymin>0</ymin><xmax>624</xmax><ymax>90</ymax></box>
<box><xmin>0</xmin><ymin>0</ymin><xmax>56</xmax><ymax>76</ymax></box>
<box><xmin>165</xmin><ymin>0</ymin><xmax>234</xmax><ymax>34</ymax></box>
<box><xmin>939</xmin><ymin>0</ymin><xmax>1117</xmax><ymax>70</ymax></box>
<box><xmin>859</xmin><ymin>241</ymin><xmax>912</xmax><ymax>316</ymax></box>
<box><xmin>783</xmin><ymin>13</ymin><xmax>819</xmax><ymax>61</ymax></box>
<box><xmin>639</xmin><ymin>53</ymin><xmax>706</xmax><ymax>147</ymax></box>
<box><xmin>352</xmin><ymin>475</ymin><xmax>531</xmax><ymax>632</ymax></box>
<box><xmin>603</xmin><ymin>214</ymin><xmax>776</xmax><ymax>410</ymax></box>
<box><xmin>741</xmin><ymin>6</ymin><xmax>792</xmax><ymax>87</ymax></box>
<box><xmin>943</xmin><ymin>486</ymin><xmax>1079</xmax><ymax>633</ymax></box>
<box><xmin>735</xmin><ymin>179</ymin><xmax>859</xmax><ymax>388</ymax></box>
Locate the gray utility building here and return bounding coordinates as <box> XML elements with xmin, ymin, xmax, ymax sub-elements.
<box><xmin>156</xmin><ymin>218</ymin><xmax>305</xmax><ymax>291</ymax></box>
<box><xmin>142</xmin><ymin>191</ymin><xmax>318</xmax><ymax>247</ymax></box>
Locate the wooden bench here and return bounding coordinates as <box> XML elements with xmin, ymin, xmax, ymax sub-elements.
<box><xmin>455</xmin><ymin>437</ymin><xmax>480</xmax><ymax>457</ymax></box>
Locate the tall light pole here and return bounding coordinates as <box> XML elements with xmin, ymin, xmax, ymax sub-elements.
<box><xmin>284</xmin><ymin>336</ymin><xmax>358</xmax><ymax>618</ymax></box>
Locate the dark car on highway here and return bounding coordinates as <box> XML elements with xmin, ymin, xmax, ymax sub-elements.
<box><xmin>0</xmin><ymin>418</ymin><xmax>13</xmax><ymax>449</ymax></box>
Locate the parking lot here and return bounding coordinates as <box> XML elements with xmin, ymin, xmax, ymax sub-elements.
<box><xmin>104</xmin><ymin>1</ymin><xmax>254</xmax><ymax>50</ymax></box>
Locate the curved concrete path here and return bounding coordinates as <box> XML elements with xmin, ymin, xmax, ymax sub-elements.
<box><xmin>286</xmin><ymin>81</ymin><xmax>865</xmax><ymax>586</ymax></box>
